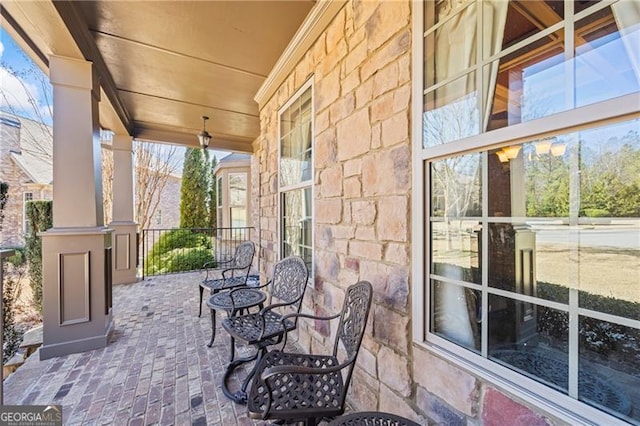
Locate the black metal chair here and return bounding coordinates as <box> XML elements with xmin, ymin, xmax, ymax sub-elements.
<box><xmin>246</xmin><ymin>281</ymin><xmax>373</xmax><ymax>426</ymax></box>
<box><xmin>198</xmin><ymin>240</ymin><xmax>255</xmax><ymax>317</ymax></box>
<box><xmin>221</xmin><ymin>256</ymin><xmax>309</xmax><ymax>403</ymax></box>
<box><xmin>327</xmin><ymin>411</ymin><xmax>421</xmax><ymax>426</ymax></box>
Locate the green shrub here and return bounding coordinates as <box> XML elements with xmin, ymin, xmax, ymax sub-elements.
<box><xmin>25</xmin><ymin>200</ymin><xmax>53</xmax><ymax>313</ymax></box>
<box><xmin>538</xmin><ymin>281</ymin><xmax>640</xmax><ymax>357</ymax></box>
<box><xmin>144</xmin><ymin>229</ymin><xmax>214</xmax><ymax>275</ymax></box>
<box><xmin>2</xmin><ymin>248</ymin><xmax>27</xmax><ymax>364</ymax></box>
<box><xmin>581</xmin><ymin>208</ymin><xmax>610</xmax><ymax>218</ymax></box>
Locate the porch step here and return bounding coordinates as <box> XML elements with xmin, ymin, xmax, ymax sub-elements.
<box><xmin>19</xmin><ymin>324</ymin><xmax>43</xmax><ymax>357</ymax></box>
<box><xmin>3</xmin><ymin>352</ymin><xmax>25</xmax><ymax>378</ymax></box>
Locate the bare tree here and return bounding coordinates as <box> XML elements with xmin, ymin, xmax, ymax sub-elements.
<box><xmin>135</xmin><ymin>142</ymin><xmax>180</xmax><ymax>231</ymax></box>
<box><xmin>0</xmin><ymin>63</ymin><xmax>53</xmax><ymax>164</ymax></box>
<box><xmin>101</xmin><ymin>141</ymin><xmax>180</xmax><ymax>231</ymax></box>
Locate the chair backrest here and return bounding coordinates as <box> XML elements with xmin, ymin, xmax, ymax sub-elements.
<box><xmin>270</xmin><ymin>256</ymin><xmax>309</xmax><ymax>311</ymax></box>
<box><xmin>231</xmin><ymin>240</ymin><xmax>255</xmax><ymax>270</ymax></box>
<box><xmin>333</xmin><ymin>281</ymin><xmax>373</xmax><ymax>366</ymax></box>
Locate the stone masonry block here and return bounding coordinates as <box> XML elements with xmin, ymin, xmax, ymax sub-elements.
<box><xmin>379</xmin><ymin>384</ymin><xmax>425</xmax><ymax>424</ymax></box>
<box><xmin>326</xmin><ymin>7</ymin><xmax>345</xmax><ymax>52</ymax></box>
<box><xmin>316</xmin><ymin>198</ymin><xmax>342</xmax><ymax>224</ymax></box>
<box><xmin>381</xmin><ymin>111</ymin><xmax>409</xmax><ymax>147</ymax></box>
<box><xmin>321</xmin><ymin>39</ymin><xmax>348</xmax><ymax>76</ymax></box>
<box><xmin>355</xmin><ymin>78</ymin><xmax>373</xmax><ymax>109</ymax></box>
<box><xmin>377</xmin><ymin>346</ymin><xmax>411</xmax><ymax>397</ymax></box>
<box><xmin>377</xmin><ymin>196</ymin><xmax>409</xmax><ymax>242</ymax></box>
<box><xmin>414</xmin><ymin>348</ymin><xmax>479</xmax><ymax>416</ymax></box>
<box><xmin>391</xmin><ymin>144</ymin><xmax>411</xmax><ymax>191</ymax></box>
<box><xmin>316</xmin><ymin>109</ymin><xmax>330</xmax><ymax>134</ymax></box>
<box><xmin>351</xmin><ymin>200</ymin><xmax>376</xmax><ymax>225</ymax></box>
<box><xmin>315</xmin><ymin>129</ymin><xmax>337</xmax><ymax>169</ymax></box>
<box><xmin>349</xmin><ymin>371</ymin><xmax>379</xmax><ymax>412</ymax></box>
<box><xmin>320</xmin><ymin>165</ymin><xmax>343</xmax><ymax>198</ymax></box>
<box><xmin>373</xmin><ymin>62</ymin><xmax>399</xmax><ymax>98</ymax></box>
<box><xmin>393</xmin><ymin>84</ymin><xmax>411</xmax><ymax>113</ymax></box>
<box><xmin>373</xmin><ymin>304</ymin><xmax>409</xmax><ymax>355</ymax></box>
<box><xmin>364</xmin><ymin>1</ymin><xmax>410</xmax><ymax>53</ymax></box>
<box><xmin>357</xmin><ymin>346</ymin><xmax>377</xmax><ymax>378</ymax></box>
<box><xmin>381</xmin><ymin>266</ymin><xmax>409</xmax><ymax>312</ymax></box>
<box><xmin>345</xmin><ymin>41</ymin><xmax>367</xmax><ymax>76</ymax></box>
<box><xmin>385</xmin><ymin>243</ymin><xmax>409</xmax><ymax>266</ymax></box>
<box><xmin>337</xmin><ymin>108</ymin><xmax>371</xmax><ymax>161</ymax></box>
<box><xmin>361</xmin><ymin>29</ymin><xmax>411</xmax><ymax>82</ymax></box>
<box><xmin>349</xmin><ymin>240</ymin><xmax>383</xmax><ymax>261</ymax></box>
<box><xmin>370</xmin><ymin>91</ymin><xmax>395</xmax><ymax>123</ymax></box>
<box><xmin>344</xmin><ymin>176</ymin><xmax>362</xmax><ymax>198</ymax></box>
<box><xmin>315</xmin><ymin>250</ymin><xmax>340</xmax><ymax>282</ymax></box>
<box><xmin>353</xmin><ymin>0</ymin><xmax>379</xmax><ymax>29</ymax></box>
<box><xmin>371</xmin><ymin>122</ymin><xmax>381</xmax><ymax>150</ymax></box>
<box><xmin>342</xmin><ymin>69</ymin><xmax>360</xmax><ymax>96</ymax></box>
<box><xmin>482</xmin><ymin>388</ymin><xmax>551</xmax><ymax>426</ymax></box>
<box><xmin>343</xmin><ymin>159</ymin><xmax>361</xmax><ymax>177</ymax></box>
<box><xmin>330</xmin><ymin>92</ymin><xmax>355</xmax><ymax>125</ymax></box>
<box><xmin>355</xmin><ymin>226</ymin><xmax>375</xmax><ymax>241</ymax></box>
<box><xmin>417</xmin><ymin>387</ymin><xmax>466</xmax><ymax>426</ymax></box>
<box><xmin>316</xmin><ymin>67</ymin><xmax>341</xmax><ymax>112</ymax></box>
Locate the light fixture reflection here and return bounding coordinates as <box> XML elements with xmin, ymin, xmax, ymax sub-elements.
<box><xmin>550</xmin><ymin>142</ymin><xmax>566</xmax><ymax>157</ymax></box>
<box><xmin>534</xmin><ymin>139</ymin><xmax>552</xmax><ymax>155</ymax></box>
<box><xmin>502</xmin><ymin>145</ymin><xmax>521</xmax><ymax>159</ymax></box>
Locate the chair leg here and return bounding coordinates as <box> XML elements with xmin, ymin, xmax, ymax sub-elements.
<box><xmin>207</xmin><ymin>309</ymin><xmax>217</xmax><ymax>347</ymax></box>
<box><xmin>221</xmin><ymin>348</ymin><xmax>260</xmax><ymax>404</ymax></box>
<box><xmin>198</xmin><ymin>285</ymin><xmax>204</xmax><ymax>317</ymax></box>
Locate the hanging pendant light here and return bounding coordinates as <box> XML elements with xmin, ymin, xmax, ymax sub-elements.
<box><xmin>198</xmin><ymin>115</ymin><xmax>211</xmax><ymax>150</ymax></box>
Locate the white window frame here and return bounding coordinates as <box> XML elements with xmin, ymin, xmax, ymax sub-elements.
<box><xmin>228</xmin><ymin>171</ymin><xmax>248</xmax><ymax>228</ymax></box>
<box><xmin>411</xmin><ymin>1</ymin><xmax>639</xmax><ymax>424</ymax></box>
<box><xmin>277</xmin><ymin>78</ymin><xmax>315</xmax><ymax>282</ymax></box>
<box><xmin>23</xmin><ymin>191</ymin><xmax>34</xmax><ymax>234</ymax></box>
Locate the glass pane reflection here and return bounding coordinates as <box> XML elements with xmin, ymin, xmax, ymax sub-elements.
<box><xmin>579</xmin><ymin>316</ymin><xmax>639</xmax><ymax>422</ymax></box>
<box><xmin>432</xmin><ymin>280</ymin><xmax>480</xmax><ymax>351</ymax></box>
<box><xmin>423</xmin><ymin>73</ymin><xmax>479</xmax><ymax>147</ymax></box>
<box><xmin>431</xmin><ymin>221</ymin><xmax>481</xmax><ymax>285</ymax></box>
<box><xmin>575</xmin><ymin>5</ymin><xmax>640</xmax><ymax>108</ymax></box>
<box><xmin>489</xmin><ymin>296</ymin><xmax>569</xmax><ymax>392</ymax></box>
<box><xmin>431</xmin><ymin>153</ymin><xmax>482</xmax><ymax>217</ymax></box>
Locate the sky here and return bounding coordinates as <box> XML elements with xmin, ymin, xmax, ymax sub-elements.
<box><xmin>0</xmin><ymin>27</ymin><xmax>229</xmax><ymax>164</ymax></box>
<box><xmin>0</xmin><ymin>27</ymin><xmax>53</xmax><ymax>125</ymax></box>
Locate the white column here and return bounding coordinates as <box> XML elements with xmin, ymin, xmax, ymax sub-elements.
<box><xmin>109</xmin><ymin>135</ymin><xmax>138</xmax><ymax>284</ymax></box>
<box><xmin>40</xmin><ymin>56</ymin><xmax>113</xmax><ymax>360</ymax></box>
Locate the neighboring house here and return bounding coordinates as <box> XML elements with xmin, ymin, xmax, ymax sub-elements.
<box><xmin>213</xmin><ymin>153</ymin><xmax>251</xmax><ymax>229</ymax></box>
<box><xmin>0</xmin><ymin>112</ymin><xmax>53</xmax><ymax>247</ymax></box>
<box><xmin>149</xmin><ymin>172</ymin><xmax>181</xmax><ymax>229</ymax></box>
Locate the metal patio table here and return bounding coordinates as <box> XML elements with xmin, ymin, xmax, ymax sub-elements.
<box><xmin>205</xmin><ymin>288</ymin><xmax>266</xmax><ymax>349</ymax></box>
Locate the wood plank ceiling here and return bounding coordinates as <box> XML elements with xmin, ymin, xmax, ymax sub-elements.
<box><xmin>58</xmin><ymin>1</ymin><xmax>315</xmax><ymax>152</ymax></box>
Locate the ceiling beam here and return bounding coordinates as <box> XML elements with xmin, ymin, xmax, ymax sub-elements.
<box><xmin>53</xmin><ymin>0</ymin><xmax>133</xmax><ymax>135</ymax></box>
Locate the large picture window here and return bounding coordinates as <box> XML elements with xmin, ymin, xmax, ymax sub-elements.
<box><xmin>279</xmin><ymin>82</ymin><xmax>313</xmax><ymax>275</ymax></box>
<box><xmin>419</xmin><ymin>1</ymin><xmax>639</xmax><ymax>423</ymax></box>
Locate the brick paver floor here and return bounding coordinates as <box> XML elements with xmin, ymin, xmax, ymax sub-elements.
<box><xmin>3</xmin><ymin>272</ymin><xmax>302</xmax><ymax>425</ymax></box>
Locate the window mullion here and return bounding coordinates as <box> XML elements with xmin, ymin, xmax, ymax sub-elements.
<box><xmin>481</xmin><ymin>151</ymin><xmax>488</xmax><ymax>358</ymax></box>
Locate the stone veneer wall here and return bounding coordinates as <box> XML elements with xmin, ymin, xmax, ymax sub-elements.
<box><xmin>254</xmin><ymin>1</ymin><xmax>560</xmax><ymax>424</ymax></box>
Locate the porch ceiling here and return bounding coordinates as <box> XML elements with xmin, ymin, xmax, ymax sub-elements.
<box><xmin>1</xmin><ymin>1</ymin><xmax>315</xmax><ymax>153</ymax></box>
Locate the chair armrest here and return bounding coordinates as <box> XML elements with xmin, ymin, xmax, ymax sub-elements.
<box><xmin>278</xmin><ymin>312</ymin><xmax>340</xmax><ymax>349</ymax></box>
<box><xmin>256</xmin><ymin>299</ymin><xmax>299</xmax><ymax>340</ymax></box>
<box><xmin>203</xmin><ymin>259</ymin><xmax>234</xmax><ymax>280</ymax></box>
<box><xmin>262</xmin><ymin>359</ymin><xmax>351</xmax><ymax>381</ymax></box>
